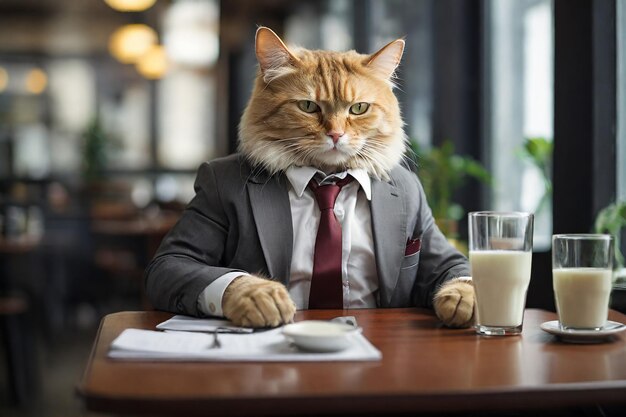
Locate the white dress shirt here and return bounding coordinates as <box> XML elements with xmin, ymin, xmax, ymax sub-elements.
<box><xmin>197</xmin><ymin>166</ymin><xmax>379</xmax><ymax>316</ymax></box>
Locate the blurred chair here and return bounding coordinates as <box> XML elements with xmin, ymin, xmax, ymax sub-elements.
<box><xmin>0</xmin><ymin>294</ymin><xmax>39</xmax><ymax>406</ymax></box>
<box><xmin>89</xmin><ymin>187</ymin><xmax>180</xmax><ymax>311</ymax></box>
<box><xmin>0</xmin><ymin>232</ymin><xmax>41</xmax><ymax>406</ymax></box>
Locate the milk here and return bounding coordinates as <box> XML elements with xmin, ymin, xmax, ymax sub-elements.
<box><xmin>553</xmin><ymin>268</ymin><xmax>612</xmax><ymax>329</ymax></box>
<box><xmin>470</xmin><ymin>250</ymin><xmax>532</xmax><ymax>327</ymax></box>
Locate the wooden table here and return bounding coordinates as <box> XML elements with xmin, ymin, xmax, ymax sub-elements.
<box><xmin>90</xmin><ymin>213</ymin><xmax>179</xmax><ymax>265</ymax></box>
<box><xmin>90</xmin><ymin>214</ymin><xmax>179</xmax><ymax>309</ymax></box>
<box><xmin>0</xmin><ymin>236</ymin><xmax>41</xmax><ymax>254</ymax></box>
<box><xmin>77</xmin><ymin>309</ymin><xmax>626</xmax><ymax>416</ymax></box>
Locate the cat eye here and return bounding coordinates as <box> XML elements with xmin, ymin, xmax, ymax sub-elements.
<box><xmin>297</xmin><ymin>100</ymin><xmax>320</xmax><ymax>113</ymax></box>
<box><xmin>349</xmin><ymin>102</ymin><xmax>370</xmax><ymax>115</ymax></box>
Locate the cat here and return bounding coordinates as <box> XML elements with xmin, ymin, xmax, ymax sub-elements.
<box><xmin>145</xmin><ymin>27</ymin><xmax>475</xmax><ymax>329</ymax></box>
<box><xmin>223</xmin><ymin>27</ymin><xmax>474</xmax><ymax>328</ymax></box>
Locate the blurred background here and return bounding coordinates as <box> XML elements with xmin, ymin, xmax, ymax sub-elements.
<box><xmin>0</xmin><ymin>0</ymin><xmax>624</xmax><ymax>415</ymax></box>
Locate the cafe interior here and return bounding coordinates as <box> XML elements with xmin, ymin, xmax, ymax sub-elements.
<box><xmin>0</xmin><ymin>0</ymin><xmax>625</xmax><ymax>416</ymax></box>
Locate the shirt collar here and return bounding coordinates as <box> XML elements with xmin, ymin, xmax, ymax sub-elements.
<box><xmin>285</xmin><ymin>166</ymin><xmax>372</xmax><ymax>200</ymax></box>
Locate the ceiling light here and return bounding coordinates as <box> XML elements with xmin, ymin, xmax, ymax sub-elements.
<box><xmin>0</xmin><ymin>67</ymin><xmax>8</xmax><ymax>93</ymax></box>
<box><xmin>25</xmin><ymin>68</ymin><xmax>47</xmax><ymax>94</ymax></box>
<box><xmin>136</xmin><ymin>44</ymin><xmax>168</xmax><ymax>79</ymax></box>
<box><xmin>104</xmin><ymin>0</ymin><xmax>156</xmax><ymax>12</ymax></box>
<box><xmin>109</xmin><ymin>24</ymin><xmax>158</xmax><ymax>64</ymax></box>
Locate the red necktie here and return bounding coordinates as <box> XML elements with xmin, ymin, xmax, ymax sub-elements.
<box><xmin>308</xmin><ymin>176</ymin><xmax>353</xmax><ymax>309</ymax></box>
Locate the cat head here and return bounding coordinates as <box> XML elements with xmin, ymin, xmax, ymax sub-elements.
<box><xmin>238</xmin><ymin>27</ymin><xmax>407</xmax><ymax>179</ymax></box>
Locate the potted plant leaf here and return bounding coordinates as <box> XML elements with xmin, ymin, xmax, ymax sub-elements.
<box><xmin>82</xmin><ymin>116</ymin><xmax>110</xmax><ymax>183</ymax></box>
<box><xmin>407</xmin><ymin>140</ymin><xmax>491</xmax><ymax>251</ymax></box>
<box><xmin>81</xmin><ymin>116</ymin><xmax>131</xmax><ymax>218</ymax></box>
<box><xmin>518</xmin><ymin>137</ymin><xmax>553</xmax><ymax>214</ymax></box>
<box><xmin>594</xmin><ymin>201</ymin><xmax>626</xmax><ymax>283</ymax></box>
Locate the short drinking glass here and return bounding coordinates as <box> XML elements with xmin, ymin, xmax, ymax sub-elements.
<box><xmin>469</xmin><ymin>211</ymin><xmax>534</xmax><ymax>336</ymax></box>
<box><xmin>552</xmin><ymin>234</ymin><xmax>613</xmax><ymax>330</ymax></box>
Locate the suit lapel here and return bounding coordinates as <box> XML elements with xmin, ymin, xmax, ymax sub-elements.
<box><xmin>247</xmin><ymin>170</ymin><xmax>293</xmax><ymax>283</ymax></box>
<box><xmin>370</xmin><ymin>176</ymin><xmax>407</xmax><ymax>306</ymax></box>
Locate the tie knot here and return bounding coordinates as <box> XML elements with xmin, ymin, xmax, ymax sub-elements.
<box><xmin>308</xmin><ymin>176</ymin><xmax>352</xmax><ymax>211</ymax></box>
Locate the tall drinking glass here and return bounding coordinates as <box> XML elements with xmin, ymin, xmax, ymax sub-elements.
<box><xmin>469</xmin><ymin>211</ymin><xmax>534</xmax><ymax>336</ymax></box>
<box><xmin>552</xmin><ymin>234</ymin><xmax>613</xmax><ymax>330</ymax></box>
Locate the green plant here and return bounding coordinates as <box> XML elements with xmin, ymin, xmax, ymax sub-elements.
<box><xmin>594</xmin><ymin>201</ymin><xmax>626</xmax><ymax>272</ymax></box>
<box><xmin>82</xmin><ymin>117</ymin><xmax>113</xmax><ymax>182</ymax></box>
<box><xmin>407</xmin><ymin>140</ymin><xmax>491</xmax><ymax>236</ymax></box>
<box><xmin>518</xmin><ymin>137</ymin><xmax>553</xmax><ymax>214</ymax></box>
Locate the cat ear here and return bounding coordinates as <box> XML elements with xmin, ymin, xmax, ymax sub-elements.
<box><xmin>366</xmin><ymin>39</ymin><xmax>405</xmax><ymax>79</ymax></box>
<box><xmin>255</xmin><ymin>27</ymin><xmax>298</xmax><ymax>81</ymax></box>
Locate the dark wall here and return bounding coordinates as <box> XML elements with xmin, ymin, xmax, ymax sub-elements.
<box><xmin>432</xmin><ymin>0</ymin><xmax>483</xmax><ymax>242</ymax></box>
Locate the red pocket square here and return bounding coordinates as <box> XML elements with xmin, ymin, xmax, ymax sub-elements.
<box><xmin>405</xmin><ymin>238</ymin><xmax>421</xmax><ymax>256</ymax></box>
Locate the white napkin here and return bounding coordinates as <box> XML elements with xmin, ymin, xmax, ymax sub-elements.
<box><xmin>108</xmin><ymin>327</ymin><xmax>382</xmax><ymax>362</ymax></box>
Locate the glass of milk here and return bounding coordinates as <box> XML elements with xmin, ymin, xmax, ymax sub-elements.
<box><xmin>469</xmin><ymin>212</ymin><xmax>534</xmax><ymax>336</ymax></box>
<box><xmin>552</xmin><ymin>234</ymin><xmax>613</xmax><ymax>330</ymax></box>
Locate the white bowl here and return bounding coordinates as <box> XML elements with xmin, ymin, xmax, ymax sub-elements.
<box><xmin>282</xmin><ymin>320</ymin><xmax>362</xmax><ymax>352</ymax></box>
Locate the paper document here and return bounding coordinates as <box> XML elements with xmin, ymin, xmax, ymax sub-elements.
<box><xmin>108</xmin><ymin>327</ymin><xmax>382</xmax><ymax>362</ymax></box>
<box><xmin>156</xmin><ymin>315</ymin><xmax>253</xmax><ymax>333</ymax></box>
<box><xmin>111</xmin><ymin>328</ymin><xmax>214</xmax><ymax>354</ymax></box>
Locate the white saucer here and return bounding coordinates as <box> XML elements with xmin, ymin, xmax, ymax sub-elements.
<box><xmin>540</xmin><ymin>320</ymin><xmax>626</xmax><ymax>343</ymax></box>
<box><xmin>283</xmin><ymin>320</ymin><xmax>362</xmax><ymax>352</ymax></box>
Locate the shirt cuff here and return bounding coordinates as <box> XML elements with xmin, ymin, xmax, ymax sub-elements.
<box><xmin>197</xmin><ymin>272</ymin><xmax>249</xmax><ymax>317</ymax></box>
<box><xmin>455</xmin><ymin>276</ymin><xmax>473</xmax><ymax>282</ymax></box>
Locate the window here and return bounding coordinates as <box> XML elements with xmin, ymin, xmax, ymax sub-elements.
<box><xmin>485</xmin><ymin>0</ymin><xmax>554</xmax><ymax>249</ymax></box>
<box><xmin>619</xmin><ymin>0</ymin><xmax>626</xmax><ymax>201</ymax></box>
<box><xmin>368</xmin><ymin>0</ymin><xmax>434</xmax><ymax>146</ymax></box>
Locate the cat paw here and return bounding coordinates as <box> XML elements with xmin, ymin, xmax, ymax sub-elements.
<box><xmin>222</xmin><ymin>275</ymin><xmax>296</xmax><ymax>328</ymax></box>
<box><xmin>433</xmin><ymin>278</ymin><xmax>475</xmax><ymax>328</ymax></box>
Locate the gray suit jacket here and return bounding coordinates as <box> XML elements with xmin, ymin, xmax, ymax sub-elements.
<box><xmin>144</xmin><ymin>153</ymin><xmax>470</xmax><ymax>316</ymax></box>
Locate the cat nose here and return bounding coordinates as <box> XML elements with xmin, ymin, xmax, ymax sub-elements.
<box><xmin>326</xmin><ymin>131</ymin><xmax>345</xmax><ymax>144</ymax></box>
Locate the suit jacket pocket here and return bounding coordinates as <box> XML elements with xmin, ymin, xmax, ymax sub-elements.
<box><xmin>400</xmin><ymin>250</ymin><xmax>420</xmax><ymax>270</ymax></box>
<box><xmin>405</xmin><ymin>238</ymin><xmax>421</xmax><ymax>256</ymax></box>
<box><xmin>390</xmin><ymin>251</ymin><xmax>421</xmax><ymax>307</ymax></box>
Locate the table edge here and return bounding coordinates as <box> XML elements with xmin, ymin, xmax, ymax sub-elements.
<box><xmin>81</xmin><ymin>380</ymin><xmax>626</xmax><ymax>416</ymax></box>
<box><xmin>76</xmin><ymin>309</ymin><xmax>626</xmax><ymax>415</ymax></box>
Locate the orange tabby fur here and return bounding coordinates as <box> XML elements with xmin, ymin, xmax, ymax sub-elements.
<box><xmin>239</xmin><ymin>30</ymin><xmax>407</xmax><ymax>180</ymax></box>
<box><xmin>223</xmin><ymin>275</ymin><xmax>296</xmax><ymax>328</ymax></box>
<box><xmin>433</xmin><ymin>278</ymin><xmax>475</xmax><ymax>328</ymax></box>
<box><xmin>222</xmin><ymin>27</ymin><xmax>474</xmax><ymax>329</ymax></box>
